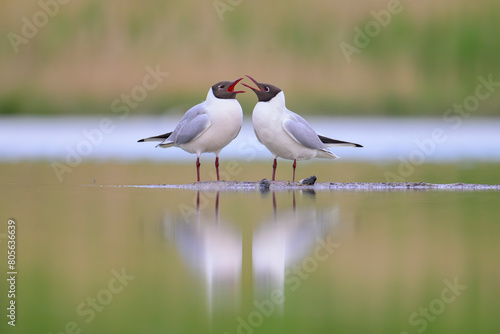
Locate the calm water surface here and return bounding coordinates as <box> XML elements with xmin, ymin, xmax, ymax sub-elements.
<box><xmin>2</xmin><ymin>116</ymin><xmax>500</xmax><ymax>163</ymax></box>
<box><xmin>1</xmin><ymin>171</ymin><xmax>499</xmax><ymax>334</ymax></box>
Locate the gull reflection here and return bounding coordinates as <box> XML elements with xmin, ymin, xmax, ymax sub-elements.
<box><xmin>164</xmin><ymin>191</ymin><xmax>241</xmax><ymax>315</ymax></box>
<box><xmin>164</xmin><ymin>188</ymin><xmax>339</xmax><ymax>315</ymax></box>
<box><xmin>253</xmin><ymin>190</ymin><xmax>338</xmax><ymax>304</ymax></box>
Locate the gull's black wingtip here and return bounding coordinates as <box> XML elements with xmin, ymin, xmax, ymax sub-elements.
<box><xmin>137</xmin><ymin>139</ymin><xmax>145</xmax><ymax>142</ymax></box>
<box><xmin>318</xmin><ymin>135</ymin><xmax>363</xmax><ymax>148</ymax></box>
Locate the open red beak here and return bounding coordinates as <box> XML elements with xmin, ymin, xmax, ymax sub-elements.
<box><xmin>227</xmin><ymin>77</ymin><xmax>245</xmax><ymax>94</ymax></box>
<box><xmin>241</xmin><ymin>75</ymin><xmax>261</xmax><ymax>92</ymax></box>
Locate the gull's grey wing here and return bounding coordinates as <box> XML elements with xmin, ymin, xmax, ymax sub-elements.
<box><xmin>290</xmin><ymin>110</ymin><xmax>363</xmax><ymax>148</ymax></box>
<box><xmin>290</xmin><ymin>111</ymin><xmax>315</xmax><ymax>130</ymax></box>
<box><xmin>166</xmin><ymin>103</ymin><xmax>211</xmax><ymax>145</ymax></box>
<box><xmin>282</xmin><ymin>117</ymin><xmax>326</xmax><ymax>150</ymax></box>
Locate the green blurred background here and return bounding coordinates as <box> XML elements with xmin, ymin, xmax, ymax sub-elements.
<box><xmin>1</xmin><ymin>0</ymin><xmax>499</xmax><ymax>116</ymax></box>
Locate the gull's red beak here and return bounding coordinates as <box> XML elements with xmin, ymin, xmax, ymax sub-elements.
<box><xmin>242</xmin><ymin>75</ymin><xmax>261</xmax><ymax>92</ymax></box>
<box><xmin>227</xmin><ymin>77</ymin><xmax>245</xmax><ymax>94</ymax></box>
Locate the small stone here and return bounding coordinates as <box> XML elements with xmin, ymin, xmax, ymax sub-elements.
<box><xmin>301</xmin><ymin>175</ymin><xmax>317</xmax><ymax>185</ymax></box>
<box><xmin>259</xmin><ymin>178</ymin><xmax>271</xmax><ymax>189</ymax></box>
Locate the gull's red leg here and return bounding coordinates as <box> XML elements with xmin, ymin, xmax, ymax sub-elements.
<box><xmin>196</xmin><ymin>156</ymin><xmax>201</xmax><ymax>182</ymax></box>
<box><xmin>215</xmin><ymin>156</ymin><xmax>220</xmax><ymax>181</ymax></box>
<box><xmin>272</xmin><ymin>158</ymin><xmax>277</xmax><ymax>181</ymax></box>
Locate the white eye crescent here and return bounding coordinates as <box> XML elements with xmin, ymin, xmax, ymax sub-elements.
<box><xmin>264</xmin><ymin>86</ymin><xmax>270</xmax><ymax>92</ymax></box>
<box><xmin>218</xmin><ymin>84</ymin><xmax>225</xmax><ymax>89</ymax></box>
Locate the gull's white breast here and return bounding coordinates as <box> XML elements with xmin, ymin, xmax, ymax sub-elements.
<box><xmin>181</xmin><ymin>98</ymin><xmax>243</xmax><ymax>155</ymax></box>
<box><xmin>252</xmin><ymin>92</ymin><xmax>332</xmax><ymax>160</ymax></box>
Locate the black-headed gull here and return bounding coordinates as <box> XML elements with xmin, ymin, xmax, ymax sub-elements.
<box><xmin>138</xmin><ymin>78</ymin><xmax>244</xmax><ymax>181</ymax></box>
<box><xmin>243</xmin><ymin>75</ymin><xmax>362</xmax><ymax>181</ymax></box>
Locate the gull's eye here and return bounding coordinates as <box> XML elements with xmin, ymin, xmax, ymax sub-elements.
<box><xmin>264</xmin><ymin>86</ymin><xmax>270</xmax><ymax>92</ymax></box>
<box><xmin>218</xmin><ymin>84</ymin><xmax>225</xmax><ymax>89</ymax></box>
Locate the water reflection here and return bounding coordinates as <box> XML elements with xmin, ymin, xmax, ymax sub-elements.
<box><xmin>164</xmin><ymin>189</ymin><xmax>339</xmax><ymax>315</ymax></box>
<box><xmin>164</xmin><ymin>191</ymin><xmax>242</xmax><ymax>314</ymax></box>
<box><xmin>253</xmin><ymin>190</ymin><xmax>337</xmax><ymax>306</ymax></box>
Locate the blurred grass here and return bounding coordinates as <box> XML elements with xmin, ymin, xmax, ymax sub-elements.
<box><xmin>1</xmin><ymin>0</ymin><xmax>500</xmax><ymax>116</ymax></box>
